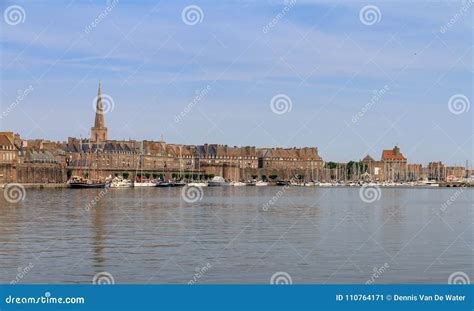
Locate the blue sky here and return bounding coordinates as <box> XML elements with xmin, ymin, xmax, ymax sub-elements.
<box><xmin>0</xmin><ymin>0</ymin><xmax>472</xmax><ymax>164</ymax></box>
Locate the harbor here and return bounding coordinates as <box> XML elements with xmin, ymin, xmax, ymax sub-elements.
<box><xmin>0</xmin><ymin>84</ymin><xmax>472</xmax><ymax>189</ymax></box>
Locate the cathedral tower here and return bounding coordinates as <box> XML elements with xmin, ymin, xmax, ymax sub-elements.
<box><xmin>90</xmin><ymin>82</ymin><xmax>108</xmax><ymax>142</ymax></box>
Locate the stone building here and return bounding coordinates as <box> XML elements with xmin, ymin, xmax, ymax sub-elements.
<box><xmin>0</xmin><ymin>132</ymin><xmax>18</xmax><ymax>183</ymax></box>
<box><xmin>361</xmin><ymin>154</ymin><xmax>384</xmax><ymax>181</ymax></box>
<box><xmin>444</xmin><ymin>166</ymin><xmax>467</xmax><ymax>181</ymax></box>
<box><xmin>381</xmin><ymin>146</ymin><xmax>407</xmax><ymax>181</ymax></box>
<box><xmin>257</xmin><ymin>147</ymin><xmax>323</xmax><ymax>181</ymax></box>
<box><xmin>427</xmin><ymin>162</ymin><xmax>445</xmax><ymax>181</ymax></box>
<box><xmin>406</xmin><ymin>164</ymin><xmax>423</xmax><ymax>181</ymax></box>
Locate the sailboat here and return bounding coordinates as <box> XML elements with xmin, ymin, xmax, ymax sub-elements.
<box><xmin>134</xmin><ymin>142</ymin><xmax>157</xmax><ymax>187</ymax></box>
<box><xmin>68</xmin><ymin>176</ymin><xmax>107</xmax><ymax>188</ymax></box>
<box><xmin>69</xmin><ymin>139</ymin><xmax>107</xmax><ymax>189</ymax></box>
<box><xmin>188</xmin><ymin>156</ymin><xmax>208</xmax><ymax>186</ymax></box>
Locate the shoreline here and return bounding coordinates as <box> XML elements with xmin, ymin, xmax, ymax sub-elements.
<box><xmin>1</xmin><ymin>183</ymin><xmax>472</xmax><ymax>189</ymax></box>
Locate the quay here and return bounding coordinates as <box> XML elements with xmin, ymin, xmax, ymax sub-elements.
<box><xmin>1</xmin><ymin>183</ymin><xmax>68</xmax><ymax>189</ymax></box>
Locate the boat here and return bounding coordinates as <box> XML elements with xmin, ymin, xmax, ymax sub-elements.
<box><xmin>231</xmin><ymin>181</ymin><xmax>247</xmax><ymax>186</ymax></box>
<box><xmin>110</xmin><ymin>177</ymin><xmax>133</xmax><ymax>188</ymax></box>
<box><xmin>276</xmin><ymin>180</ymin><xmax>288</xmax><ymax>186</ymax></box>
<box><xmin>156</xmin><ymin>181</ymin><xmax>172</xmax><ymax>187</ymax></box>
<box><xmin>68</xmin><ymin>177</ymin><xmax>107</xmax><ymax>189</ymax></box>
<box><xmin>208</xmin><ymin>176</ymin><xmax>230</xmax><ymax>187</ymax></box>
<box><xmin>425</xmin><ymin>180</ymin><xmax>439</xmax><ymax>187</ymax></box>
<box><xmin>134</xmin><ymin>179</ymin><xmax>157</xmax><ymax>187</ymax></box>
<box><xmin>304</xmin><ymin>181</ymin><xmax>316</xmax><ymax>187</ymax></box>
<box><xmin>318</xmin><ymin>182</ymin><xmax>333</xmax><ymax>187</ymax></box>
<box><xmin>188</xmin><ymin>181</ymin><xmax>208</xmax><ymax>187</ymax></box>
<box><xmin>255</xmin><ymin>180</ymin><xmax>269</xmax><ymax>186</ymax></box>
<box><xmin>170</xmin><ymin>180</ymin><xmax>186</xmax><ymax>187</ymax></box>
<box><xmin>69</xmin><ymin>139</ymin><xmax>108</xmax><ymax>189</ymax></box>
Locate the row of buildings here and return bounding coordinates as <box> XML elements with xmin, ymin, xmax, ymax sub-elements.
<box><xmin>0</xmin><ymin>85</ymin><xmax>471</xmax><ymax>184</ymax></box>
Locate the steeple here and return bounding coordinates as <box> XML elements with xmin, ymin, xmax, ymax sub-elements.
<box><xmin>94</xmin><ymin>81</ymin><xmax>105</xmax><ymax>128</ymax></box>
<box><xmin>90</xmin><ymin>81</ymin><xmax>108</xmax><ymax>142</ymax></box>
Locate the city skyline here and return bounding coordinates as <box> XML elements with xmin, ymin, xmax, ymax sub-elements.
<box><xmin>1</xmin><ymin>1</ymin><xmax>472</xmax><ymax>165</ymax></box>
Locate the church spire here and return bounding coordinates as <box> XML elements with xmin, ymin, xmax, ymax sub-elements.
<box><xmin>94</xmin><ymin>81</ymin><xmax>105</xmax><ymax>128</ymax></box>
<box><xmin>91</xmin><ymin>81</ymin><xmax>108</xmax><ymax>142</ymax></box>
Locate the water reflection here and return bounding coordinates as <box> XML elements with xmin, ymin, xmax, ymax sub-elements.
<box><xmin>0</xmin><ymin>187</ymin><xmax>472</xmax><ymax>284</ymax></box>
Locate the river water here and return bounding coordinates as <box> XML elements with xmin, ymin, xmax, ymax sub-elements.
<box><xmin>0</xmin><ymin>186</ymin><xmax>472</xmax><ymax>284</ymax></box>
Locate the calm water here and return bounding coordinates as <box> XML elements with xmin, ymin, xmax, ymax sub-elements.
<box><xmin>0</xmin><ymin>187</ymin><xmax>472</xmax><ymax>284</ymax></box>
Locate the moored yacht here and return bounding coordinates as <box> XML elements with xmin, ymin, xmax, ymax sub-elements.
<box><xmin>134</xmin><ymin>179</ymin><xmax>157</xmax><ymax>187</ymax></box>
<box><xmin>170</xmin><ymin>180</ymin><xmax>186</xmax><ymax>187</ymax></box>
<box><xmin>156</xmin><ymin>180</ymin><xmax>172</xmax><ymax>187</ymax></box>
<box><xmin>68</xmin><ymin>176</ymin><xmax>107</xmax><ymax>189</ymax></box>
<box><xmin>110</xmin><ymin>177</ymin><xmax>133</xmax><ymax>188</ymax></box>
<box><xmin>424</xmin><ymin>180</ymin><xmax>440</xmax><ymax>187</ymax></box>
<box><xmin>188</xmin><ymin>181</ymin><xmax>208</xmax><ymax>187</ymax></box>
<box><xmin>208</xmin><ymin>176</ymin><xmax>230</xmax><ymax>187</ymax></box>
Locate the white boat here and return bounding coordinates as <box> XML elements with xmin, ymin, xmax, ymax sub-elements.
<box><xmin>318</xmin><ymin>182</ymin><xmax>332</xmax><ymax>187</ymax></box>
<box><xmin>110</xmin><ymin>177</ymin><xmax>133</xmax><ymax>188</ymax></box>
<box><xmin>425</xmin><ymin>180</ymin><xmax>439</xmax><ymax>187</ymax></box>
<box><xmin>416</xmin><ymin>179</ymin><xmax>439</xmax><ymax>187</ymax></box>
<box><xmin>208</xmin><ymin>176</ymin><xmax>230</xmax><ymax>187</ymax></box>
<box><xmin>231</xmin><ymin>181</ymin><xmax>247</xmax><ymax>186</ymax></box>
<box><xmin>255</xmin><ymin>181</ymin><xmax>268</xmax><ymax>186</ymax></box>
<box><xmin>304</xmin><ymin>181</ymin><xmax>315</xmax><ymax>186</ymax></box>
<box><xmin>188</xmin><ymin>181</ymin><xmax>208</xmax><ymax>187</ymax></box>
<box><xmin>134</xmin><ymin>180</ymin><xmax>157</xmax><ymax>187</ymax></box>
